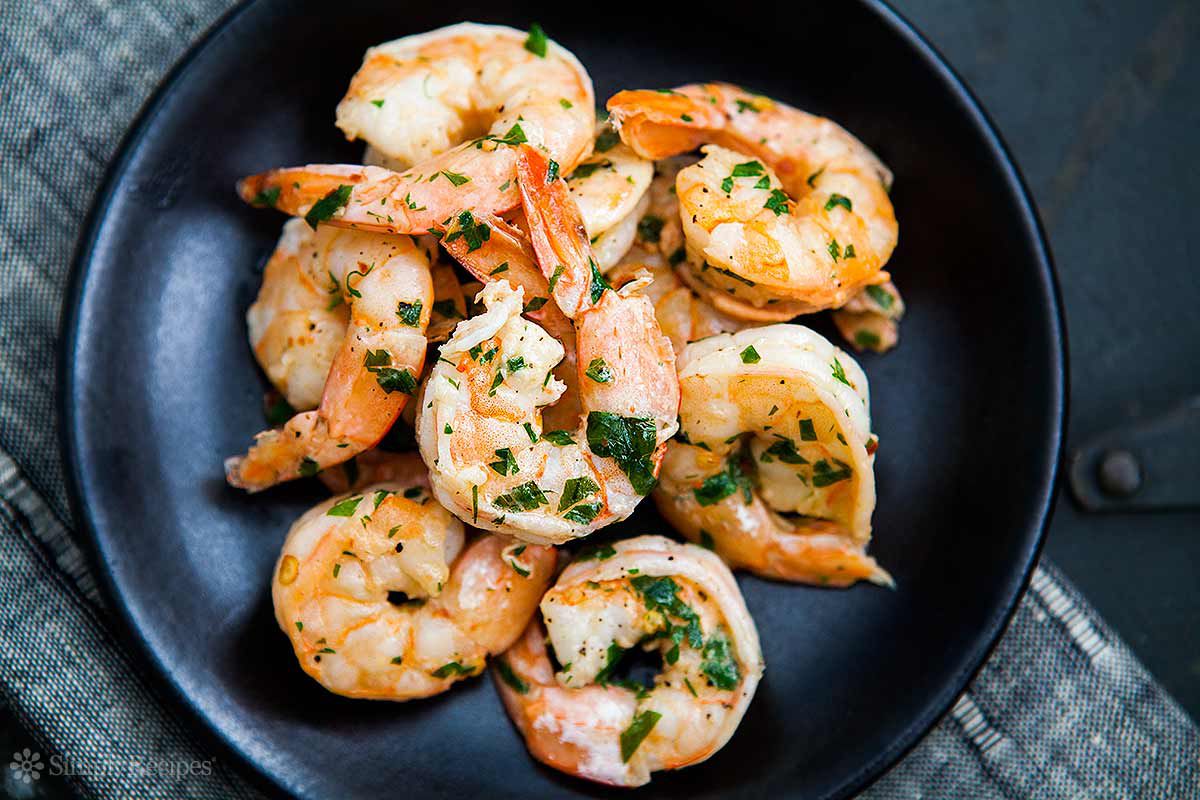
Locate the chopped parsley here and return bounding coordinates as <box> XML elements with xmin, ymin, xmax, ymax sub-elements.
<box><xmin>304</xmin><ymin>184</ymin><xmax>353</xmax><ymax>229</ymax></box>
<box><xmin>431</xmin><ymin>661</ymin><xmax>476</xmax><ymax>678</ymax></box>
<box><xmin>547</xmin><ymin>265</ymin><xmax>565</xmax><ymax>293</ymax></box>
<box><xmin>437</xmin><ymin>170</ymin><xmax>471</xmax><ymax>187</ymax></box>
<box><xmin>370</xmin><ymin>99</ymin><xmax>384</xmax><ymax>108</ymax></box>
<box><xmin>855</xmin><ymin>330</ymin><xmax>881</xmax><ymax>349</ymax></box>
<box><xmin>299</xmin><ymin>457</ymin><xmax>320</xmax><ymax>477</ymax></box>
<box><xmin>831</xmin><ymin>358</ymin><xmax>851</xmax><ymax>386</ymax></box>
<box><xmin>763</xmin><ymin>188</ymin><xmax>790</xmax><ymax>216</ymax></box>
<box><xmin>363</xmin><ymin>349</ymin><xmax>417</xmax><ymax>394</ymax></box>
<box><xmin>496</xmin><ymin>123</ymin><xmax>527</xmax><ymax>146</ymax></box>
<box><xmin>496</xmin><ymin>659</ymin><xmax>529</xmax><ymax>693</ymax></box>
<box><xmin>396</xmin><ymin>300</ymin><xmax>423</xmax><ymax>326</ymax></box>
<box><xmin>812</xmin><ymin>458</ymin><xmax>853</xmax><ymax>487</ymax></box>
<box><xmin>493</xmin><ymin>481</ymin><xmax>549</xmax><ymax>512</ymax></box>
<box><xmin>700</xmin><ymin>633</ymin><xmax>740</xmax><ymax>690</ymax></box>
<box><xmin>693</xmin><ymin>457</ymin><xmax>752</xmax><ymax>506</ymax></box>
<box><xmin>620</xmin><ymin>711</ymin><xmax>661</xmax><ymax>762</ymax></box>
<box><xmin>866</xmin><ymin>284</ymin><xmax>894</xmax><ymax>310</ymax></box>
<box><xmin>250</xmin><ymin>186</ymin><xmax>280</xmax><ymax>208</ymax></box>
<box><xmin>699</xmin><ymin>529</ymin><xmax>715</xmax><ymax>550</ymax></box>
<box><xmin>828</xmin><ymin>239</ymin><xmax>841</xmax><ymax>261</ymax></box>
<box><xmin>327</xmin><ymin>496</ymin><xmax>363</xmax><ymax>517</ymax></box>
<box><xmin>764</xmin><ymin>436</ymin><xmax>807</xmax><ymax>464</ymax></box>
<box><xmin>558</xmin><ymin>476</ymin><xmax>600</xmax><ymax>512</ymax></box>
<box><xmin>489</xmin><ymin>448</ymin><xmax>520</xmax><ymax>476</ymax></box>
<box><xmin>542</xmin><ymin>429</ymin><xmax>575</xmax><ymax>446</ymax></box>
<box><xmin>559</xmin><ymin>98</ymin><xmax>573</xmax><ymax>110</ymax></box>
<box><xmin>824</xmin><ymin>193</ymin><xmax>852</xmax><ymax>212</ymax></box>
<box><xmin>524</xmin><ymin>22</ymin><xmax>548</xmax><ymax>57</ymax></box>
<box><xmin>799</xmin><ymin>418</ymin><xmax>818</xmax><ymax>441</ymax></box>
<box><xmin>443</xmin><ymin>210</ymin><xmax>490</xmax><ymax>251</ymax></box>
<box><xmin>740</xmin><ymin>345</ymin><xmax>760</xmax><ymax>364</ymax></box>
<box><xmin>586</xmin><ymin>411</ymin><xmax>657</xmax><ymax>495</ymax></box>
<box><xmin>588</xmin><ymin>258</ymin><xmax>610</xmax><ymax>304</ymax></box>
<box><xmin>585</xmin><ymin>357</ymin><xmax>613</xmax><ymax>383</ymax></box>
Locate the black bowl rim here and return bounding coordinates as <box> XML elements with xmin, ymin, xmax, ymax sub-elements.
<box><xmin>57</xmin><ymin>1</ymin><xmax>1068</xmax><ymax>797</ymax></box>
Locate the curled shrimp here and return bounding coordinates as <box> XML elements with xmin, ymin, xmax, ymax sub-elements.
<box><xmin>247</xmin><ymin>219</ymin><xmax>350</xmax><ymax>410</ymax></box>
<box><xmin>274</xmin><ymin>470</ymin><xmax>555</xmax><ymax>700</ymax></box>
<box><xmin>239</xmin><ymin>24</ymin><xmax>594</xmax><ymax>236</ymax></box>
<box><xmin>607</xmin><ymin>83</ymin><xmax>898</xmax><ymax>318</ymax></box>
<box><xmin>654</xmin><ymin>325</ymin><xmax>891</xmax><ymax>587</ymax></box>
<box><xmin>831</xmin><ymin>279</ymin><xmax>905</xmax><ymax>354</ymax></box>
<box><xmin>225</xmin><ymin>227</ymin><xmax>432</xmax><ymax>492</ymax></box>
<box><xmin>415</xmin><ymin>145</ymin><xmax>679</xmax><ymax>544</ymax></box>
<box><xmin>493</xmin><ymin>535</ymin><xmax>763</xmax><ymax>787</ymax></box>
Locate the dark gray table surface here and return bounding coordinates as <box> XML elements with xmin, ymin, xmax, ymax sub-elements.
<box><xmin>3</xmin><ymin>1</ymin><xmax>1197</xmax><ymax>798</ymax></box>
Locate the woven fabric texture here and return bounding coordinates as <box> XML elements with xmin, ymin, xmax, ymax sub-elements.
<box><xmin>1</xmin><ymin>1</ymin><xmax>1196</xmax><ymax>798</ymax></box>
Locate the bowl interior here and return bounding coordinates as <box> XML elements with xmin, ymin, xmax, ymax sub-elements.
<box><xmin>63</xmin><ymin>1</ymin><xmax>1062</xmax><ymax>797</ymax></box>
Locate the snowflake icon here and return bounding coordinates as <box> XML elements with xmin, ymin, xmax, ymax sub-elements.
<box><xmin>9</xmin><ymin>748</ymin><xmax>43</xmax><ymax>784</ymax></box>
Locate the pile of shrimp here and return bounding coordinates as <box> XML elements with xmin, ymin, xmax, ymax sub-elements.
<box><xmin>223</xmin><ymin>21</ymin><xmax>908</xmax><ymax>788</ymax></box>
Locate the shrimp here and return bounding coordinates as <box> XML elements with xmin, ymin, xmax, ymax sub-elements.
<box><xmin>238</xmin><ymin>24</ymin><xmax>594</xmax><ymax>236</ymax></box>
<box><xmin>427</xmin><ymin>255</ymin><xmax>469</xmax><ymax>344</ymax></box>
<box><xmin>273</xmin><ymin>472</ymin><xmax>556</xmax><ymax>700</ymax></box>
<box><xmin>565</xmin><ymin>122</ymin><xmax>653</xmax><ymax>270</ymax></box>
<box><xmin>607</xmin><ymin>83</ymin><xmax>898</xmax><ymax>318</ymax></box>
<box><xmin>225</xmin><ymin>229</ymin><xmax>432</xmax><ymax>492</ymax></box>
<box><xmin>438</xmin><ymin>209</ymin><xmax>582</xmax><ymax>432</ymax></box>
<box><xmin>493</xmin><ymin>535</ymin><xmax>763</xmax><ymax>787</ymax></box>
<box><xmin>831</xmin><ymin>279</ymin><xmax>905</xmax><ymax>354</ymax></box>
<box><xmin>415</xmin><ymin>145</ymin><xmax>679</xmax><ymax>545</ymax></box>
<box><xmin>653</xmin><ymin>325</ymin><xmax>891</xmax><ymax>587</ymax></box>
<box><xmin>246</xmin><ymin>218</ymin><xmax>350</xmax><ymax>411</ymax></box>
<box><xmin>608</xmin><ymin>249</ymin><xmax>745</xmax><ymax>356</ymax></box>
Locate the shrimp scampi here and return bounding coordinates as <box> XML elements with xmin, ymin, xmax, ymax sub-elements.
<box><xmin>239</xmin><ymin>24</ymin><xmax>594</xmax><ymax>236</ymax></box>
<box><xmin>226</xmin><ymin>228</ymin><xmax>432</xmax><ymax>492</ymax></box>
<box><xmin>416</xmin><ymin>145</ymin><xmax>679</xmax><ymax>544</ymax></box>
<box><xmin>494</xmin><ymin>536</ymin><xmax>763</xmax><ymax>787</ymax></box>
<box><xmin>274</xmin><ymin>469</ymin><xmax>555</xmax><ymax>700</ymax></box>
<box><xmin>608</xmin><ymin>83</ymin><xmax>898</xmax><ymax>319</ymax></box>
<box><xmin>654</xmin><ymin>325</ymin><xmax>891</xmax><ymax>587</ymax></box>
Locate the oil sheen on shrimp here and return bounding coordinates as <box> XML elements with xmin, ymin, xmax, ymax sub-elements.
<box><xmin>274</xmin><ymin>475</ymin><xmax>555</xmax><ymax>700</ymax></box>
<box><xmin>493</xmin><ymin>536</ymin><xmax>763</xmax><ymax>787</ymax></box>
<box><xmin>654</xmin><ymin>325</ymin><xmax>891</xmax><ymax>587</ymax></box>
<box><xmin>415</xmin><ymin>145</ymin><xmax>679</xmax><ymax>544</ymax></box>
<box><xmin>607</xmin><ymin>83</ymin><xmax>898</xmax><ymax>319</ymax></box>
<box><xmin>226</xmin><ymin>229</ymin><xmax>432</xmax><ymax>492</ymax></box>
<box><xmin>237</xmin><ymin>24</ymin><xmax>594</xmax><ymax>236</ymax></box>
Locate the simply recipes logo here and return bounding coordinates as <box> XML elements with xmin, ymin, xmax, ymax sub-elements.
<box><xmin>8</xmin><ymin>747</ymin><xmax>216</xmax><ymax>784</ymax></box>
<box><xmin>8</xmin><ymin>749</ymin><xmax>43</xmax><ymax>783</ymax></box>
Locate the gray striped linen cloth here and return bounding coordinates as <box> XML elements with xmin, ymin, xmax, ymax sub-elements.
<box><xmin>1</xmin><ymin>1</ymin><xmax>1197</xmax><ymax>797</ymax></box>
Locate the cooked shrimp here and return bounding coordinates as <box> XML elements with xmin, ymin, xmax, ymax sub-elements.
<box><xmin>438</xmin><ymin>209</ymin><xmax>582</xmax><ymax>432</ymax></box>
<box><xmin>608</xmin><ymin>83</ymin><xmax>898</xmax><ymax>318</ymax></box>
<box><xmin>239</xmin><ymin>24</ymin><xmax>593</xmax><ymax>236</ymax></box>
<box><xmin>565</xmin><ymin>123</ymin><xmax>653</xmax><ymax>269</ymax></box>
<box><xmin>274</xmin><ymin>476</ymin><xmax>555</xmax><ymax>700</ymax></box>
<box><xmin>226</xmin><ymin>230</ymin><xmax>432</xmax><ymax>492</ymax></box>
<box><xmin>246</xmin><ymin>219</ymin><xmax>350</xmax><ymax>410</ymax></box>
<box><xmin>608</xmin><ymin>249</ymin><xmax>745</xmax><ymax>356</ymax></box>
<box><xmin>831</xmin><ymin>280</ymin><xmax>905</xmax><ymax>353</ymax></box>
<box><xmin>414</xmin><ymin>146</ymin><xmax>679</xmax><ymax>544</ymax></box>
<box><xmin>653</xmin><ymin>325</ymin><xmax>891</xmax><ymax>587</ymax></box>
<box><xmin>494</xmin><ymin>535</ymin><xmax>762</xmax><ymax>787</ymax></box>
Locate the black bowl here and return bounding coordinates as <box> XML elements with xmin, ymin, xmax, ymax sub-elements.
<box><xmin>60</xmin><ymin>1</ymin><xmax>1065</xmax><ymax>797</ymax></box>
